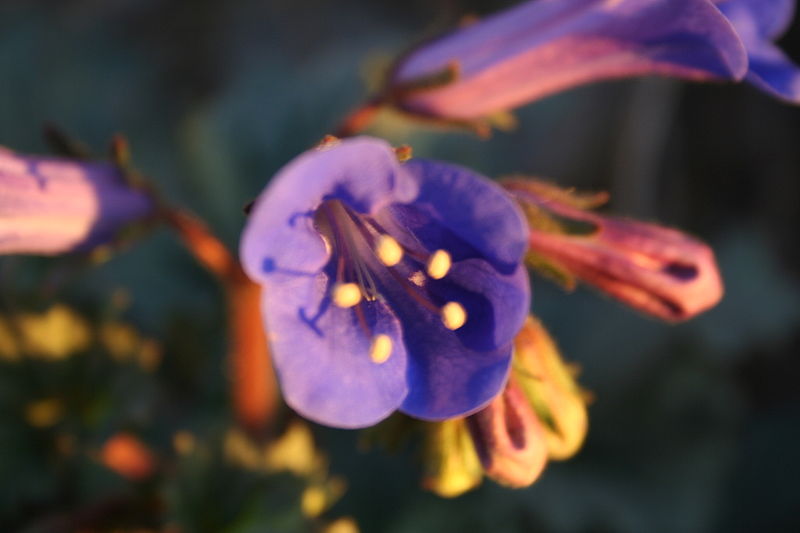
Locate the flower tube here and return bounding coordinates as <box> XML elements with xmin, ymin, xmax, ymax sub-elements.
<box><xmin>0</xmin><ymin>147</ymin><xmax>155</xmax><ymax>255</ymax></box>
<box><xmin>386</xmin><ymin>0</ymin><xmax>748</xmax><ymax>121</ymax></box>
<box><xmin>465</xmin><ymin>376</ymin><xmax>549</xmax><ymax>488</ymax></box>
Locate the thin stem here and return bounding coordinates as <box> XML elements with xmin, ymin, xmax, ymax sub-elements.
<box><xmin>334</xmin><ymin>99</ymin><xmax>383</xmax><ymax>137</ymax></box>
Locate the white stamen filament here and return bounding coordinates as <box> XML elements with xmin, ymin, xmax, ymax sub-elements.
<box><xmin>332</xmin><ymin>202</ymin><xmax>379</xmax><ymax>301</ymax></box>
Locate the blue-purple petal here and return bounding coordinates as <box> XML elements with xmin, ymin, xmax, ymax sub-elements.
<box><xmin>401</xmin><ymin>159</ymin><xmax>528</xmax><ymax>273</ymax></box>
<box><xmin>435</xmin><ymin>259</ymin><xmax>531</xmax><ymax>352</ymax></box>
<box><xmin>746</xmin><ymin>42</ymin><xmax>800</xmax><ymax>102</ymax></box>
<box><xmin>262</xmin><ymin>269</ymin><xmax>409</xmax><ymax>428</ymax></box>
<box><xmin>715</xmin><ymin>0</ymin><xmax>800</xmax><ymax>103</ymax></box>
<box><xmin>240</xmin><ymin>137</ymin><xmax>418</xmax><ymax>284</ymax></box>
<box><xmin>381</xmin><ymin>258</ymin><xmax>529</xmax><ymax>420</ymax></box>
<box><xmin>715</xmin><ymin>0</ymin><xmax>796</xmax><ymax>40</ymax></box>
<box><xmin>400</xmin><ymin>338</ymin><xmax>514</xmax><ymax>421</ymax></box>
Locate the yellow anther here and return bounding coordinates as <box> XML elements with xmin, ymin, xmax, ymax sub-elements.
<box><xmin>441</xmin><ymin>302</ymin><xmax>467</xmax><ymax>330</ymax></box>
<box><xmin>369</xmin><ymin>334</ymin><xmax>392</xmax><ymax>364</ymax></box>
<box><xmin>394</xmin><ymin>145</ymin><xmax>413</xmax><ymax>162</ymax></box>
<box><xmin>376</xmin><ymin>235</ymin><xmax>403</xmax><ymax>267</ymax></box>
<box><xmin>332</xmin><ymin>283</ymin><xmax>362</xmax><ymax>308</ymax></box>
<box><xmin>426</xmin><ymin>250</ymin><xmax>452</xmax><ymax>280</ymax></box>
<box><xmin>316</xmin><ymin>134</ymin><xmax>340</xmax><ymax>150</ymax></box>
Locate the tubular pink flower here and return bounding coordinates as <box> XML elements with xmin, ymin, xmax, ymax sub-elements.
<box><xmin>506</xmin><ymin>180</ymin><xmax>724</xmax><ymax>322</ymax></box>
<box><xmin>387</xmin><ymin>0</ymin><xmax>748</xmax><ymax>121</ymax></box>
<box><xmin>0</xmin><ymin>147</ymin><xmax>155</xmax><ymax>255</ymax></box>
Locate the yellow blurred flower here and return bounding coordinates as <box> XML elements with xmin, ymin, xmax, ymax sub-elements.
<box><xmin>24</xmin><ymin>397</ymin><xmax>64</xmax><ymax>428</ymax></box>
<box><xmin>422</xmin><ymin>418</ymin><xmax>483</xmax><ymax>498</ymax></box>
<box><xmin>0</xmin><ymin>305</ymin><xmax>90</xmax><ymax>361</ymax></box>
<box><xmin>323</xmin><ymin>517</ymin><xmax>360</xmax><ymax>533</ymax></box>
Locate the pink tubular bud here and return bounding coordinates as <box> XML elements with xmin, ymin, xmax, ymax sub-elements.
<box><xmin>0</xmin><ymin>147</ymin><xmax>155</xmax><ymax>255</ymax></box>
<box><xmin>506</xmin><ymin>179</ymin><xmax>724</xmax><ymax>322</ymax></box>
<box><xmin>465</xmin><ymin>377</ymin><xmax>548</xmax><ymax>488</ymax></box>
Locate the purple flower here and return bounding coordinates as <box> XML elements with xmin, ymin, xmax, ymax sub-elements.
<box><xmin>239</xmin><ymin>137</ymin><xmax>530</xmax><ymax>428</ymax></box>
<box><xmin>0</xmin><ymin>147</ymin><xmax>155</xmax><ymax>255</ymax></box>
<box><xmin>387</xmin><ymin>0</ymin><xmax>748</xmax><ymax>121</ymax></box>
<box><xmin>714</xmin><ymin>0</ymin><xmax>800</xmax><ymax>102</ymax></box>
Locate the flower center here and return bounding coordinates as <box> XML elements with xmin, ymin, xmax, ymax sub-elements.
<box><xmin>316</xmin><ymin>199</ymin><xmax>467</xmax><ymax>363</ymax></box>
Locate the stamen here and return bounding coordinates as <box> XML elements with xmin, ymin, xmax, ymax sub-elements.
<box><xmin>441</xmin><ymin>302</ymin><xmax>467</xmax><ymax>330</ymax></box>
<box><xmin>369</xmin><ymin>334</ymin><xmax>393</xmax><ymax>364</ymax></box>
<box><xmin>426</xmin><ymin>250</ymin><xmax>452</xmax><ymax>280</ymax></box>
<box><xmin>320</xmin><ymin>200</ymin><xmax>469</xmax><ymax>339</ymax></box>
<box><xmin>332</xmin><ymin>283</ymin><xmax>362</xmax><ymax>308</ymax></box>
<box><xmin>330</xmin><ymin>201</ymin><xmax>380</xmax><ymax>301</ymax></box>
<box><xmin>376</xmin><ymin>235</ymin><xmax>404</xmax><ymax>266</ymax></box>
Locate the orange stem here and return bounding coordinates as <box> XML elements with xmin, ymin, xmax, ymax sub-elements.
<box><xmin>334</xmin><ymin>99</ymin><xmax>382</xmax><ymax>137</ymax></box>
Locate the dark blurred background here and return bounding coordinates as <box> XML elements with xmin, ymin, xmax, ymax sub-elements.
<box><xmin>1</xmin><ymin>1</ymin><xmax>799</xmax><ymax>532</ymax></box>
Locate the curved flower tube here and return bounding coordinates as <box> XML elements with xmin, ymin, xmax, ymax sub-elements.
<box><xmin>240</xmin><ymin>137</ymin><xmax>530</xmax><ymax>428</ymax></box>
<box><xmin>386</xmin><ymin>0</ymin><xmax>748</xmax><ymax>121</ymax></box>
<box><xmin>714</xmin><ymin>0</ymin><xmax>800</xmax><ymax>102</ymax></box>
<box><xmin>505</xmin><ymin>179</ymin><xmax>723</xmax><ymax>322</ymax></box>
<box><xmin>465</xmin><ymin>376</ymin><xmax>549</xmax><ymax>488</ymax></box>
<box><xmin>0</xmin><ymin>147</ymin><xmax>155</xmax><ymax>255</ymax></box>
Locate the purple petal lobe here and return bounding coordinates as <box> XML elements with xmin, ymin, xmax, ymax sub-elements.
<box><xmin>715</xmin><ymin>0</ymin><xmax>800</xmax><ymax>103</ymax></box>
<box><xmin>401</xmin><ymin>159</ymin><xmax>528</xmax><ymax>273</ymax></box>
<box><xmin>715</xmin><ymin>0</ymin><xmax>796</xmax><ymax>40</ymax></box>
<box><xmin>396</xmin><ymin>262</ymin><xmax>529</xmax><ymax>420</ymax></box>
<box><xmin>263</xmin><ymin>268</ymin><xmax>409</xmax><ymax>428</ymax></box>
<box><xmin>746</xmin><ymin>42</ymin><xmax>800</xmax><ymax>102</ymax></box>
<box><xmin>240</xmin><ymin>137</ymin><xmax>418</xmax><ymax>285</ymax></box>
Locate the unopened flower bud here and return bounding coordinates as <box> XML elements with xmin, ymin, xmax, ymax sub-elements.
<box><xmin>0</xmin><ymin>147</ymin><xmax>155</xmax><ymax>255</ymax></box>
<box><xmin>513</xmin><ymin>316</ymin><xmax>589</xmax><ymax>460</ymax></box>
<box><xmin>465</xmin><ymin>377</ymin><xmax>548</xmax><ymax>488</ymax></box>
<box><xmin>505</xmin><ymin>179</ymin><xmax>724</xmax><ymax>322</ymax></box>
<box><xmin>422</xmin><ymin>419</ymin><xmax>484</xmax><ymax>498</ymax></box>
